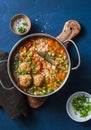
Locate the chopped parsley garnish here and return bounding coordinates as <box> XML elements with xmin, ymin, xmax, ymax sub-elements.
<box><xmin>72</xmin><ymin>95</ymin><xmax>91</xmax><ymax>118</ymax></box>
<box><xmin>18</xmin><ymin>26</ymin><xmax>25</xmax><ymax>33</ymax></box>
<box><xmin>22</xmin><ymin>22</ymin><xmax>28</xmax><ymax>26</ymax></box>
<box><xmin>18</xmin><ymin>22</ymin><xmax>28</xmax><ymax>33</ymax></box>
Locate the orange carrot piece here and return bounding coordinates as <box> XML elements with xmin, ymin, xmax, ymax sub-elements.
<box><xmin>19</xmin><ymin>47</ymin><xmax>26</xmax><ymax>53</ymax></box>
<box><xmin>61</xmin><ymin>72</ymin><xmax>66</xmax><ymax>80</ymax></box>
<box><xmin>56</xmin><ymin>48</ymin><xmax>63</xmax><ymax>55</ymax></box>
<box><xmin>24</xmin><ymin>41</ymin><xmax>32</xmax><ymax>50</ymax></box>
<box><xmin>48</xmin><ymin>39</ymin><xmax>54</xmax><ymax>47</ymax></box>
<box><xmin>18</xmin><ymin>55</ymin><xmax>24</xmax><ymax>61</ymax></box>
<box><xmin>61</xmin><ymin>50</ymin><xmax>66</xmax><ymax>56</ymax></box>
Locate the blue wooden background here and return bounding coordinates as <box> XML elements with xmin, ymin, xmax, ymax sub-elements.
<box><xmin>0</xmin><ymin>0</ymin><xmax>91</xmax><ymax>130</ymax></box>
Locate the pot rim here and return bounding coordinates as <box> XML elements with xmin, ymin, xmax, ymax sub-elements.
<box><xmin>7</xmin><ymin>33</ymin><xmax>71</xmax><ymax>97</ymax></box>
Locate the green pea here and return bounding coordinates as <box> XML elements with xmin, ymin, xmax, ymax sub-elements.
<box><xmin>61</xmin><ymin>66</ymin><xmax>66</xmax><ymax>71</ymax></box>
<box><xmin>48</xmin><ymin>88</ymin><xmax>54</xmax><ymax>93</ymax></box>
<box><xmin>21</xmin><ymin>70</ymin><xmax>27</xmax><ymax>75</ymax></box>
<box><xmin>31</xmin><ymin>64</ymin><xmax>35</xmax><ymax>70</ymax></box>
<box><xmin>25</xmin><ymin>57</ymin><xmax>31</xmax><ymax>62</ymax></box>
<box><xmin>58</xmin><ymin>54</ymin><xmax>62</xmax><ymax>57</ymax></box>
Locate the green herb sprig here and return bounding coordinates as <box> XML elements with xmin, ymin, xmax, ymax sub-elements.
<box><xmin>18</xmin><ymin>22</ymin><xmax>28</xmax><ymax>33</ymax></box>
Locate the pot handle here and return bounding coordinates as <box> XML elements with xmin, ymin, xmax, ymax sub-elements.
<box><xmin>0</xmin><ymin>60</ymin><xmax>14</xmax><ymax>90</ymax></box>
<box><xmin>63</xmin><ymin>40</ymin><xmax>81</xmax><ymax>70</ymax></box>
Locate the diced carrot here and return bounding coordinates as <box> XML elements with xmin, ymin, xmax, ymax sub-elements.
<box><xmin>24</xmin><ymin>41</ymin><xmax>32</xmax><ymax>50</ymax></box>
<box><xmin>48</xmin><ymin>82</ymin><xmax>55</xmax><ymax>88</ymax></box>
<box><xmin>19</xmin><ymin>47</ymin><xmax>26</xmax><ymax>53</ymax></box>
<box><xmin>34</xmin><ymin>56</ymin><xmax>40</xmax><ymax>62</ymax></box>
<box><xmin>56</xmin><ymin>71</ymin><xmax>66</xmax><ymax>81</ymax></box>
<box><xmin>61</xmin><ymin>50</ymin><xmax>66</xmax><ymax>56</ymax></box>
<box><xmin>54</xmin><ymin>41</ymin><xmax>60</xmax><ymax>48</ymax></box>
<box><xmin>48</xmin><ymin>39</ymin><xmax>54</xmax><ymax>47</ymax></box>
<box><xmin>56</xmin><ymin>73</ymin><xmax>62</xmax><ymax>80</ymax></box>
<box><xmin>61</xmin><ymin>72</ymin><xmax>66</xmax><ymax>80</ymax></box>
<box><xmin>18</xmin><ymin>55</ymin><xmax>24</xmax><ymax>61</ymax></box>
<box><xmin>56</xmin><ymin>48</ymin><xmax>63</xmax><ymax>55</ymax></box>
<box><xmin>37</xmin><ymin>87</ymin><xmax>42</xmax><ymax>91</ymax></box>
<box><xmin>56</xmin><ymin>47</ymin><xmax>66</xmax><ymax>57</ymax></box>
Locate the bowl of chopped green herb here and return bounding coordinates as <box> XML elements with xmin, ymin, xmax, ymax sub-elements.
<box><xmin>10</xmin><ymin>14</ymin><xmax>31</xmax><ymax>35</ymax></box>
<box><xmin>66</xmin><ymin>91</ymin><xmax>91</xmax><ymax>122</ymax></box>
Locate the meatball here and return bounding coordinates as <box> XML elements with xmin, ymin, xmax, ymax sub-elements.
<box><xmin>33</xmin><ymin>74</ymin><xmax>44</xmax><ymax>87</ymax></box>
<box><xmin>18</xmin><ymin>62</ymin><xmax>31</xmax><ymax>73</ymax></box>
<box><xmin>18</xmin><ymin>74</ymin><xmax>32</xmax><ymax>87</ymax></box>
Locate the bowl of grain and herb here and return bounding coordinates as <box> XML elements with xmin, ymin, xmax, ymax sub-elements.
<box><xmin>10</xmin><ymin>14</ymin><xmax>31</xmax><ymax>35</ymax></box>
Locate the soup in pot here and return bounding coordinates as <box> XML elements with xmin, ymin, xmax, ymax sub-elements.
<box><xmin>12</xmin><ymin>36</ymin><xmax>69</xmax><ymax>96</ymax></box>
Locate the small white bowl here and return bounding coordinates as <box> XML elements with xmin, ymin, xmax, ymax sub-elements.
<box><xmin>66</xmin><ymin>91</ymin><xmax>91</xmax><ymax>122</ymax></box>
